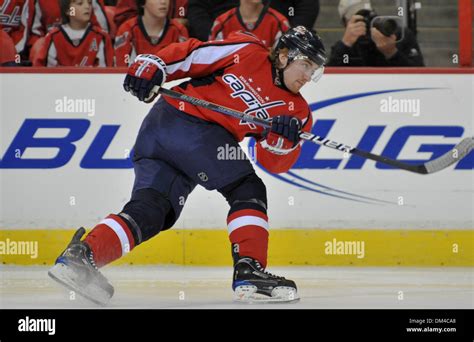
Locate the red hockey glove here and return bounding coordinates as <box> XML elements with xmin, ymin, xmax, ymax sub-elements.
<box><xmin>123</xmin><ymin>54</ymin><xmax>166</xmax><ymax>103</ymax></box>
<box><xmin>260</xmin><ymin>115</ymin><xmax>302</xmax><ymax>155</ymax></box>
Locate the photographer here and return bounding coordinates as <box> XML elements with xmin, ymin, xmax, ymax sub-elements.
<box><xmin>328</xmin><ymin>0</ymin><xmax>424</xmax><ymax>67</ymax></box>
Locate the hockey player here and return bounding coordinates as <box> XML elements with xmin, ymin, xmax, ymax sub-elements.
<box><xmin>209</xmin><ymin>0</ymin><xmax>289</xmax><ymax>49</ymax></box>
<box><xmin>115</xmin><ymin>0</ymin><xmax>188</xmax><ymax>67</ymax></box>
<box><xmin>33</xmin><ymin>0</ymin><xmax>114</xmax><ymax>67</ymax></box>
<box><xmin>48</xmin><ymin>26</ymin><xmax>326</xmax><ymax>304</ymax></box>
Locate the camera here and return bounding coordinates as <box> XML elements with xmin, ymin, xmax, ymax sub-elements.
<box><xmin>355</xmin><ymin>9</ymin><xmax>404</xmax><ymax>42</ymax></box>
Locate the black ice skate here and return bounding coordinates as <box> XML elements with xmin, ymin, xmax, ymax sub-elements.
<box><xmin>232</xmin><ymin>257</ymin><xmax>299</xmax><ymax>303</ymax></box>
<box><xmin>48</xmin><ymin>227</ymin><xmax>114</xmax><ymax>306</ymax></box>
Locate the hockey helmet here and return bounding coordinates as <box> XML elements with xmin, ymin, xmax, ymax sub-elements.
<box><xmin>275</xmin><ymin>26</ymin><xmax>327</xmax><ymax>82</ymax></box>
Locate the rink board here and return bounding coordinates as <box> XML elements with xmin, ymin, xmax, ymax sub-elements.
<box><xmin>0</xmin><ymin>68</ymin><xmax>473</xmax><ymax>266</ymax></box>
<box><xmin>0</xmin><ymin>228</ymin><xmax>472</xmax><ymax>266</ymax></box>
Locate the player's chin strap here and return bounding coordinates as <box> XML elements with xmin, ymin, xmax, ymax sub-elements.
<box><xmin>273</xmin><ymin>65</ymin><xmax>290</xmax><ymax>91</ymax></box>
<box><xmin>273</xmin><ymin>48</ymin><xmax>298</xmax><ymax>91</ymax></box>
<box><xmin>155</xmin><ymin>87</ymin><xmax>474</xmax><ymax>175</ymax></box>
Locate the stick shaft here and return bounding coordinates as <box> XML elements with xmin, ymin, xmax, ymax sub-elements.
<box><xmin>158</xmin><ymin>87</ymin><xmax>472</xmax><ymax>175</ymax></box>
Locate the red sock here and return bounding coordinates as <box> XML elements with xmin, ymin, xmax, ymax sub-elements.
<box><xmin>84</xmin><ymin>214</ymin><xmax>135</xmax><ymax>267</ymax></box>
<box><xmin>227</xmin><ymin>209</ymin><xmax>269</xmax><ymax>268</ymax></box>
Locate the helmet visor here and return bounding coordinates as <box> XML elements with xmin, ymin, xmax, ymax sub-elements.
<box><xmin>291</xmin><ymin>57</ymin><xmax>325</xmax><ymax>83</ymax></box>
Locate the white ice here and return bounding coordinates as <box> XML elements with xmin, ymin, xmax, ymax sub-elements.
<box><xmin>0</xmin><ymin>266</ymin><xmax>472</xmax><ymax>309</ymax></box>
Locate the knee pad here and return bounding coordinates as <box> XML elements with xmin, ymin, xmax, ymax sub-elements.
<box><xmin>121</xmin><ymin>188</ymin><xmax>172</xmax><ymax>244</ymax></box>
<box><xmin>218</xmin><ymin>173</ymin><xmax>267</xmax><ymax>214</ymax></box>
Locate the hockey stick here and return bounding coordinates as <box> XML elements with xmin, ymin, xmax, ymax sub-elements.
<box><xmin>158</xmin><ymin>87</ymin><xmax>473</xmax><ymax>175</ymax></box>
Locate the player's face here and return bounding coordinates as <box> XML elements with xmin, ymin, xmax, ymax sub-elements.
<box><xmin>145</xmin><ymin>0</ymin><xmax>170</xmax><ymax>19</ymax></box>
<box><xmin>283</xmin><ymin>58</ymin><xmax>321</xmax><ymax>94</ymax></box>
<box><xmin>69</xmin><ymin>0</ymin><xmax>92</xmax><ymax>24</ymax></box>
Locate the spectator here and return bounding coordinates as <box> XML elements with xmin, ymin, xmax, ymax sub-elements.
<box><xmin>114</xmin><ymin>0</ymin><xmax>188</xmax><ymax>28</ymax></box>
<box><xmin>269</xmin><ymin>0</ymin><xmax>319</xmax><ymax>30</ymax></box>
<box><xmin>328</xmin><ymin>0</ymin><xmax>424</xmax><ymax>66</ymax></box>
<box><xmin>188</xmin><ymin>0</ymin><xmax>319</xmax><ymax>41</ymax></box>
<box><xmin>209</xmin><ymin>0</ymin><xmax>289</xmax><ymax>49</ymax></box>
<box><xmin>28</xmin><ymin>0</ymin><xmax>110</xmax><ymax>48</ymax></box>
<box><xmin>0</xmin><ymin>30</ymin><xmax>18</xmax><ymax>66</ymax></box>
<box><xmin>187</xmin><ymin>0</ymin><xmax>238</xmax><ymax>41</ymax></box>
<box><xmin>114</xmin><ymin>0</ymin><xmax>136</xmax><ymax>27</ymax></box>
<box><xmin>33</xmin><ymin>0</ymin><xmax>114</xmax><ymax>66</ymax></box>
<box><xmin>115</xmin><ymin>0</ymin><xmax>188</xmax><ymax>66</ymax></box>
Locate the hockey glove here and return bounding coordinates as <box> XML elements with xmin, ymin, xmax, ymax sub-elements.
<box><xmin>260</xmin><ymin>115</ymin><xmax>302</xmax><ymax>155</ymax></box>
<box><xmin>123</xmin><ymin>54</ymin><xmax>166</xmax><ymax>103</ymax></box>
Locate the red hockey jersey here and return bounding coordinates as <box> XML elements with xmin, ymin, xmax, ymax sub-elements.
<box><xmin>29</xmin><ymin>0</ymin><xmax>109</xmax><ymax>47</ymax></box>
<box><xmin>157</xmin><ymin>31</ymin><xmax>313</xmax><ymax>174</ymax></box>
<box><xmin>0</xmin><ymin>0</ymin><xmax>32</xmax><ymax>52</ymax></box>
<box><xmin>209</xmin><ymin>6</ymin><xmax>289</xmax><ymax>49</ymax></box>
<box><xmin>1</xmin><ymin>30</ymin><xmax>17</xmax><ymax>64</ymax></box>
<box><xmin>33</xmin><ymin>24</ymin><xmax>113</xmax><ymax>66</ymax></box>
<box><xmin>115</xmin><ymin>16</ymin><xmax>188</xmax><ymax>67</ymax></box>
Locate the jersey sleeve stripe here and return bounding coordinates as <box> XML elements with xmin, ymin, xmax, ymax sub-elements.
<box><xmin>166</xmin><ymin>42</ymin><xmax>249</xmax><ymax>75</ymax></box>
<box><xmin>15</xmin><ymin>0</ymin><xmax>31</xmax><ymax>53</ymax></box>
<box><xmin>97</xmin><ymin>38</ymin><xmax>106</xmax><ymax>66</ymax></box>
<box><xmin>92</xmin><ymin>0</ymin><xmax>109</xmax><ymax>32</ymax></box>
<box><xmin>31</xmin><ymin>1</ymin><xmax>43</xmax><ymax>36</ymax></box>
<box><xmin>46</xmin><ymin>40</ymin><xmax>57</xmax><ymax>66</ymax></box>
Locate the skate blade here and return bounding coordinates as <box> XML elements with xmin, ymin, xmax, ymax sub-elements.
<box><xmin>48</xmin><ymin>263</ymin><xmax>112</xmax><ymax>306</ymax></box>
<box><xmin>233</xmin><ymin>285</ymin><xmax>300</xmax><ymax>304</ymax></box>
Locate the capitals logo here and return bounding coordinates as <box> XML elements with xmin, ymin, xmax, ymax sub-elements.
<box><xmin>0</xmin><ymin>0</ymin><xmax>21</xmax><ymax>29</ymax></box>
<box><xmin>222</xmin><ymin>73</ymin><xmax>285</xmax><ymax>129</ymax></box>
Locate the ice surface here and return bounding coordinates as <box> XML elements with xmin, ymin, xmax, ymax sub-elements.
<box><xmin>0</xmin><ymin>266</ymin><xmax>472</xmax><ymax>309</ymax></box>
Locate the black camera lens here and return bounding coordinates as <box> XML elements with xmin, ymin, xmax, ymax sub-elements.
<box><xmin>373</xmin><ymin>18</ymin><xmax>398</xmax><ymax>37</ymax></box>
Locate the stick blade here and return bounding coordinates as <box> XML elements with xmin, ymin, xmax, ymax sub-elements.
<box><xmin>423</xmin><ymin>137</ymin><xmax>473</xmax><ymax>174</ymax></box>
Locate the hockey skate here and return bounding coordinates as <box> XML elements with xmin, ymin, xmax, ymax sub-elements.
<box><xmin>232</xmin><ymin>257</ymin><xmax>300</xmax><ymax>304</ymax></box>
<box><xmin>48</xmin><ymin>227</ymin><xmax>114</xmax><ymax>306</ymax></box>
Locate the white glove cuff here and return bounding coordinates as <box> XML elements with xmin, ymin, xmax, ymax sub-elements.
<box><xmin>260</xmin><ymin>139</ymin><xmax>299</xmax><ymax>155</ymax></box>
<box><xmin>135</xmin><ymin>54</ymin><xmax>167</xmax><ymax>84</ymax></box>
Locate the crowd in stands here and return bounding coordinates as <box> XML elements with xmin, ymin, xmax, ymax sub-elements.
<box><xmin>0</xmin><ymin>0</ymin><xmax>424</xmax><ymax>67</ymax></box>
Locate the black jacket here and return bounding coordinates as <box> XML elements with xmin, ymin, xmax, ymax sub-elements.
<box><xmin>270</xmin><ymin>0</ymin><xmax>319</xmax><ymax>30</ymax></box>
<box><xmin>327</xmin><ymin>28</ymin><xmax>424</xmax><ymax>67</ymax></box>
<box><xmin>187</xmin><ymin>0</ymin><xmax>320</xmax><ymax>41</ymax></box>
